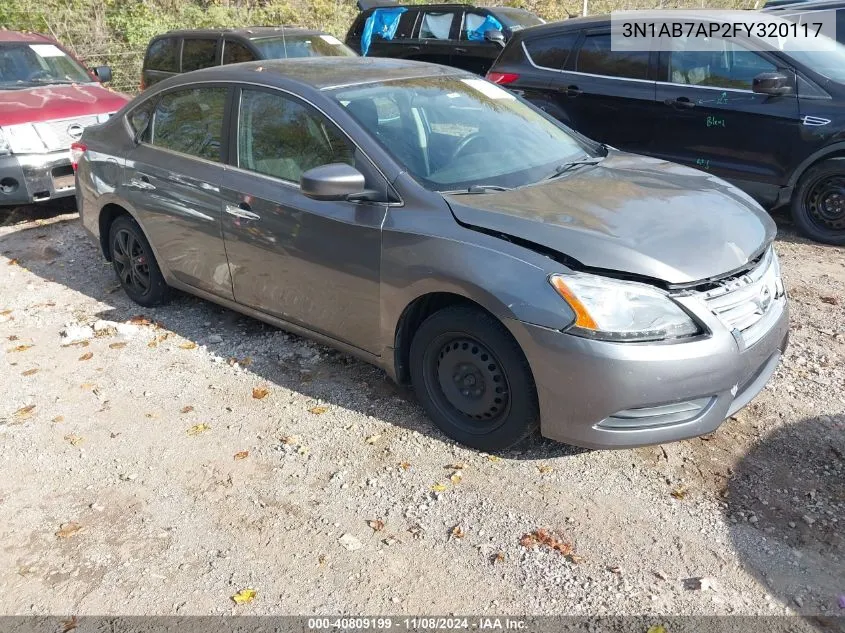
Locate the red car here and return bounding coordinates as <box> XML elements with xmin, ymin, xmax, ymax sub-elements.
<box><xmin>0</xmin><ymin>31</ymin><xmax>130</xmax><ymax>206</ymax></box>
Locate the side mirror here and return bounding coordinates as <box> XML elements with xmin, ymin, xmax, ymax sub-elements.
<box><xmin>93</xmin><ymin>66</ymin><xmax>112</xmax><ymax>83</ymax></box>
<box><xmin>300</xmin><ymin>163</ymin><xmax>366</xmax><ymax>201</ymax></box>
<box><xmin>483</xmin><ymin>29</ymin><xmax>507</xmax><ymax>47</ymax></box>
<box><xmin>752</xmin><ymin>71</ymin><xmax>793</xmax><ymax>96</ymax></box>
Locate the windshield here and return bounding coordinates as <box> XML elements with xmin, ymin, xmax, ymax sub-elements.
<box><xmin>332</xmin><ymin>76</ymin><xmax>588</xmax><ymax>191</ymax></box>
<box><xmin>492</xmin><ymin>8</ymin><xmax>545</xmax><ymax>30</ymax></box>
<box><xmin>251</xmin><ymin>34</ymin><xmax>357</xmax><ymax>59</ymax></box>
<box><xmin>0</xmin><ymin>42</ymin><xmax>91</xmax><ymax>88</ymax></box>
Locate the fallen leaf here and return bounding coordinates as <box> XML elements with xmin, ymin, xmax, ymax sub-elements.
<box><xmin>538</xmin><ymin>465</ymin><xmax>554</xmax><ymax>474</ymax></box>
<box><xmin>449</xmin><ymin>471</ymin><xmax>463</xmax><ymax>484</ymax></box>
<box><xmin>8</xmin><ymin>334</ymin><xmax>19</xmax><ymax>341</ymax></box>
<box><xmin>52</xmin><ymin>415</ymin><xmax>64</xmax><ymax>423</ymax></box>
<box><xmin>231</xmin><ymin>588</ymin><xmax>257</xmax><ymax>605</ymax></box>
<box><xmin>62</xmin><ymin>340</ymin><xmax>89</xmax><ymax>348</ymax></box>
<box><xmin>487</xmin><ymin>455</ymin><xmax>501</xmax><ymax>463</ymax></box>
<box><xmin>178</xmin><ymin>341</ymin><xmax>197</xmax><ymax>350</ymax></box>
<box><xmin>61</xmin><ymin>616</ymin><xmax>78</xmax><ymax>633</ymax></box>
<box><xmin>8</xmin><ymin>344</ymin><xmax>32</xmax><ymax>353</ymax></box>
<box><xmin>78</xmin><ymin>352</ymin><xmax>93</xmax><ymax>361</ymax></box>
<box><xmin>234</xmin><ymin>450</ymin><xmax>249</xmax><ymax>460</ymax></box>
<box><xmin>80</xmin><ymin>382</ymin><xmax>96</xmax><ymax>390</ymax></box>
<box><xmin>519</xmin><ymin>528</ymin><xmax>578</xmax><ymax>561</ymax></box>
<box><xmin>109</xmin><ymin>342</ymin><xmax>127</xmax><ymax>349</ymax></box>
<box><xmin>365</xmin><ymin>434</ymin><xmax>381</xmax><ymax>444</ymax></box>
<box><xmin>64</xmin><ymin>434</ymin><xmax>84</xmax><ymax>446</ymax></box>
<box><xmin>14</xmin><ymin>404</ymin><xmax>36</xmax><ymax>420</ymax></box>
<box><xmin>451</xmin><ymin>525</ymin><xmax>465</xmax><ymax>539</ymax></box>
<box><xmin>8</xmin><ymin>258</ymin><xmax>18</xmax><ymax>266</ymax></box>
<box><xmin>280</xmin><ymin>435</ymin><xmax>299</xmax><ymax>445</ymax></box>
<box><xmin>670</xmin><ymin>486</ymin><xmax>688</xmax><ymax>500</ymax></box>
<box><xmin>0</xmin><ymin>309</ymin><xmax>12</xmax><ymax>316</ymax></box>
<box><xmin>821</xmin><ymin>296</ymin><xmax>839</xmax><ymax>305</ymax></box>
<box><xmin>128</xmin><ymin>315</ymin><xmax>151</xmax><ymax>325</ymax></box>
<box><xmin>367</xmin><ymin>519</ymin><xmax>385</xmax><ymax>532</ymax></box>
<box><xmin>607</xmin><ymin>565</ymin><xmax>622</xmax><ymax>574</ymax></box>
<box><xmin>431</xmin><ymin>483</ymin><xmax>447</xmax><ymax>493</ymax></box>
<box><xmin>252</xmin><ymin>386</ymin><xmax>270</xmax><ymax>400</ymax></box>
<box><xmin>186</xmin><ymin>423</ymin><xmax>210</xmax><ymax>436</ymax></box>
<box><xmin>492</xmin><ymin>552</ymin><xmax>505</xmax><ymax>564</ymax></box>
<box><xmin>308</xmin><ymin>405</ymin><xmax>328</xmax><ymax>414</ymax></box>
<box><xmin>318</xmin><ymin>554</ymin><xmax>327</xmax><ymax>566</ymax></box>
<box><xmin>399</xmin><ymin>462</ymin><xmax>411</xmax><ymax>470</ymax></box>
<box><xmin>21</xmin><ymin>368</ymin><xmax>39</xmax><ymax>376</ymax></box>
<box><xmin>56</xmin><ymin>522</ymin><xmax>82</xmax><ymax>538</ymax></box>
<box><xmin>445</xmin><ymin>463</ymin><xmax>466</xmax><ymax>470</ymax></box>
<box><xmin>228</xmin><ymin>356</ymin><xmax>253</xmax><ymax>367</ymax></box>
<box><xmin>180</xmin><ymin>405</ymin><xmax>194</xmax><ymax>414</ymax></box>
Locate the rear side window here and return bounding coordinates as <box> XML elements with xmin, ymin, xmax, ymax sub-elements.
<box><xmin>575</xmin><ymin>33</ymin><xmax>649</xmax><ymax>79</ymax></box>
<box><xmin>151</xmin><ymin>87</ymin><xmax>228</xmax><ymax>162</ymax></box>
<box><xmin>525</xmin><ymin>33</ymin><xmax>579</xmax><ymax>70</ymax></box>
<box><xmin>145</xmin><ymin>37</ymin><xmax>178</xmax><ymax>72</ymax></box>
<box><xmin>419</xmin><ymin>11</ymin><xmax>455</xmax><ymax>40</ymax></box>
<box><xmin>223</xmin><ymin>41</ymin><xmax>255</xmax><ymax>64</ymax></box>
<box><xmin>182</xmin><ymin>38</ymin><xmax>217</xmax><ymax>72</ymax></box>
<box><xmin>395</xmin><ymin>10</ymin><xmax>420</xmax><ymax>39</ymax></box>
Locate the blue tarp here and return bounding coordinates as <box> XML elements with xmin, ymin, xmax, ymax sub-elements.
<box><xmin>466</xmin><ymin>14</ymin><xmax>503</xmax><ymax>41</ymax></box>
<box><xmin>361</xmin><ymin>7</ymin><xmax>408</xmax><ymax>56</ymax></box>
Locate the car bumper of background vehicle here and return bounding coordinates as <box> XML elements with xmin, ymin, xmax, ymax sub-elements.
<box><xmin>507</xmin><ymin>301</ymin><xmax>789</xmax><ymax>450</ymax></box>
<box><xmin>0</xmin><ymin>152</ymin><xmax>76</xmax><ymax>206</ymax></box>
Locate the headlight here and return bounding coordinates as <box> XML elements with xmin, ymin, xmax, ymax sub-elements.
<box><xmin>549</xmin><ymin>272</ymin><xmax>701</xmax><ymax>342</ymax></box>
<box><xmin>0</xmin><ymin>123</ymin><xmax>49</xmax><ymax>154</ymax></box>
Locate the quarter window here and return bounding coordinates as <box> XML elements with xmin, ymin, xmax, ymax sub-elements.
<box><xmin>525</xmin><ymin>33</ymin><xmax>579</xmax><ymax>70</ymax></box>
<box><xmin>145</xmin><ymin>37</ymin><xmax>178</xmax><ymax>72</ymax></box>
<box><xmin>128</xmin><ymin>100</ymin><xmax>155</xmax><ymax>141</ymax></box>
<box><xmin>223</xmin><ymin>41</ymin><xmax>255</xmax><ymax>65</ymax></box>
<box><xmin>181</xmin><ymin>38</ymin><xmax>217</xmax><ymax>72</ymax></box>
<box><xmin>419</xmin><ymin>11</ymin><xmax>455</xmax><ymax>40</ymax></box>
<box><xmin>237</xmin><ymin>89</ymin><xmax>355</xmax><ymax>183</ymax></box>
<box><xmin>575</xmin><ymin>33</ymin><xmax>649</xmax><ymax>79</ymax></box>
<box><xmin>667</xmin><ymin>36</ymin><xmax>776</xmax><ymax>90</ymax></box>
<box><xmin>151</xmin><ymin>87</ymin><xmax>227</xmax><ymax>162</ymax></box>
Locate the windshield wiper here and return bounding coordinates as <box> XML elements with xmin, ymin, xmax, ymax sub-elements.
<box><xmin>443</xmin><ymin>184</ymin><xmax>513</xmax><ymax>194</ymax></box>
<box><xmin>543</xmin><ymin>156</ymin><xmax>605</xmax><ymax>181</ymax></box>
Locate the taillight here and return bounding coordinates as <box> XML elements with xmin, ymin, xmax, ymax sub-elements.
<box><xmin>70</xmin><ymin>142</ymin><xmax>87</xmax><ymax>171</ymax></box>
<box><xmin>486</xmin><ymin>72</ymin><xmax>520</xmax><ymax>85</ymax></box>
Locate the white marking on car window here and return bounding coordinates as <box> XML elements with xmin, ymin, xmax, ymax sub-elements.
<box><xmin>460</xmin><ymin>78</ymin><xmax>516</xmax><ymax>100</ymax></box>
<box><xmin>29</xmin><ymin>44</ymin><xmax>65</xmax><ymax>58</ymax></box>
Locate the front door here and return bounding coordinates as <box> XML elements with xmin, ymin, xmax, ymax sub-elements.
<box><xmin>123</xmin><ymin>85</ymin><xmax>234</xmax><ymax>299</ymax></box>
<box><xmin>651</xmin><ymin>33</ymin><xmax>801</xmax><ymax>202</ymax></box>
<box><xmin>451</xmin><ymin>9</ymin><xmax>502</xmax><ymax>75</ymax></box>
<box><xmin>220</xmin><ymin>86</ymin><xmax>386</xmax><ymax>353</ymax></box>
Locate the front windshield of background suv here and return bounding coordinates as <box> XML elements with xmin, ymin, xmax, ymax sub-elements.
<box><xmin>332</xmin><ymin>76</ymin><xmax>589</xmax><ymax>191</ymax></box>
<box><xmin>251</xmin><ymin>34</ymin><xmax>357</xmax><ymax>59</ymax></box>
<box><xmin>0</xmin><ymin>43</ymin><xmax>91</xmax><ymax>88</ymax></box>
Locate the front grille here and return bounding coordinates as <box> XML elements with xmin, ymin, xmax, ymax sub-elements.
<box><xmin>699</xmin><ymin>247</ymin><xmax>785</xmax><ymax>348</ymax></box>
<box><xmin>34</xmin><ymin>115</ymin><xmax>101</xmax><ymax>151</ymax></box>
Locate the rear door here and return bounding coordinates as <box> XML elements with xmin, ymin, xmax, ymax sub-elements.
<box><xmin>451</xmin><ymin>9</ymin><xmax>503</xmax><ymax>75</ymax></box>
<box><xmin>652</xmin><ymin>32</ymin><xmax>801</xmax><ymax>201</ymax></box>
<box><xmin>123</xmin><ymin>85</ymin><xmax>234</xmax><ymax>299</ymax></box>
<box><xmin>417</xmin><ymin>8</ymin><xmax>460</xmax><ymax>66</ymax></box>
<box><xmin>365</xmin><ymin>9</ymin><xmax>424</xmax><ymax>60</ymax></box>
<box><xmin>142</xmin><ymin>36</ymin><xmax>179</xmax><ymax>89</ymax></box>
<box><xmin>555</xmin><ymin>30</ymin><xmax>658</xmax><ymax>151</ymax></box>
<box><xmin>180</xmin><ymin>36</ymin><xmax>220</xmax><ymax>72</ymax></box>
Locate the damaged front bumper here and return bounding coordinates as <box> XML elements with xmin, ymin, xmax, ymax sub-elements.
<box><xmin>0</xmin><ymin>151</ymin><xmax>76</xmax><ymax>206</ymax></box>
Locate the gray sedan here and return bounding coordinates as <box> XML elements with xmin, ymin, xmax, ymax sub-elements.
<box><xmin>75</xmin><ymin>57</ymin><xmax>789</xmax><ymax>451</ymax></box>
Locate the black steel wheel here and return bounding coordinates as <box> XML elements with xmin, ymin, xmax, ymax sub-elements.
<box><xmin>109</xmin><ymin>215</ymin><xmax>169</xmax><ymax>306</ymax></box>
<box><xmin>409</xmin><ymin>305</ymin><xmax>539</xmax><ymax>451</ymax></box>
<box><xmin>791</xmin><ymin>159</ymin><xmax>845</xmax><ymax>245</ymax></box>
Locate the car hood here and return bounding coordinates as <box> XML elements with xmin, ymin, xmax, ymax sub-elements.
<box><xmin>444</xmin><ymin>151</ymin><xmax>776</xmax><ymax>285</ymax></box>
<box><xmin>0</xmin><ymin>84</ymin><xmax>130</xmax><ymax>126</ymax></box>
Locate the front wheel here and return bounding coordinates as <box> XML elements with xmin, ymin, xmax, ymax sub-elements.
<box><xmin>791</xmin><ymin>159</ymin><xmax>845</xmax><ymax>245</ymax></box>
<box><xmin>109</xmin><ymin>215</ymin><xmax>170</xmax><ymax>306</ymax></box>
<box><xmin>409</xmin><ymin>305</ymin><xmax>539</xmax><ymax>451</ymax></box>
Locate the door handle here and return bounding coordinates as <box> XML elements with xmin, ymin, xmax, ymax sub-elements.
<box><xmin>225</xmin><ymin>203</ymin><xmax>260</xmax><ymax>221</ymax></box>
<box><xmin>454</xmin><ymin>47</ymin><xmax>467</xmax><ymax>53</ymax></box>
<box><xmin>560</xmin><ymin>85</ymin><xmax>582</xmax><ymax>97</ymax></box>
<box><xmin>406</xmin><ymin>46</ymin><xmax>421</xmax><ymax>52</ymax></box>
<box><xmin>665</xmin><ymin>97</ymin><xmax>695</xmax><ymax>109</ymax></box>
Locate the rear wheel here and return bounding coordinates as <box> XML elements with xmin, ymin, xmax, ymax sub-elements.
<box><xmin>409</xmin><ymin>305</ymin><xmax>539</xmax><ymax>451</ymax></box>
<box><xmin>791</xmin><ymin>159</ymin><xmax>845</xmax><ymax>245</ymax></box>
<box><xmin>109</xmin><ymin>215</ymin><xmax>169</xmax><ymax>306</ymax></box>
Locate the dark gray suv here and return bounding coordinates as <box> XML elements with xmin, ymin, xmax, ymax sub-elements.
<box><xmin>74</xmin><ymin>58</ymin><xmax>789</xmax><ymax>451</ymax></box>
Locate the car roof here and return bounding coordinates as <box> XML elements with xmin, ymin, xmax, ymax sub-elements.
<box><xmin>0</xmin><ymin>31</ymin><xmax>55</xmax><ymax>44</ymax></box>
<box><xmin>764</xmin><ymin>0</ymin><xmax>845</xmax><ymax>10</ymax></box>
<box><xmin>166</xmin><ymin>56</ymin><xmax>464</xmax><ymax>91</ymax></box>
<box><xmin>153</xmin><ymin>26</ymin><xmax>330</xmax><ymax>40</ymax></box>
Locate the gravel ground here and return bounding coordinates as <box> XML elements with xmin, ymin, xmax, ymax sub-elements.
<box><xmin>0</xmin><ymin>203</ymin><xmax>843</xmax><ymax>618</ymax></box>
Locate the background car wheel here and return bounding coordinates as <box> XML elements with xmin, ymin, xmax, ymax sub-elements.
<box><xmin>791</xmin><ymin>159</ymin><xmax>845</xmax><ymax>246</ymax></box>
<box><xmin>409</xmin><ymin>305</ymin><xmax>540</xmax><ymax>452</ymax></box>
<box><xmin>109</xmin><ymin>215</ymin><xmax>170</xmax><ymax>306</ymax></box>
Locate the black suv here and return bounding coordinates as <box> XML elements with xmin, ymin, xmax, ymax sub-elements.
<box><xmin>487</xmin><ymin>12</ymin><xmax>845</xmax><ymax>244</ymax></box>
<box><xmin>142</xmin><ymin>27</ymin><xmax>356</xmax><ymax>89</ymax></box>
<box><xmin>345</xmin><ymin>0</ymin><xmax>543</xmax><ymax>75</ymax></box>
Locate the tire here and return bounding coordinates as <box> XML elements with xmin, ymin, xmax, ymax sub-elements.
<box><xmin>409</xmin><ymin>305</ymin><xmax>540</xmax><ymax>452</ymax></box>
<box><xmin>108</xmin><ymin>215</ymin><xmax>170</xmax><ymax>306</ymax></box>
<box><xmin>790</xmin><ymin>159</ymin><xmax>845</xmax><ymax>245</ymax></box>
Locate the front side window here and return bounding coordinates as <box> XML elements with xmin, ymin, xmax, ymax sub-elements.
<box><xmin>237</xmin><ymin>89</ymin><xmax>355</xmax><ymax>183</ymax></box>
<box><xmin>419</xmin><ymin>12</ymin><xmax>455</xmax><ymax>40</ymax></box>
<box><xmin>667</xmin><ymin>35</ymin><xmax>776</xmax><ymax>89</ymax></box>
<box><xmin>333</xmin><ymin>76</ymin><xmax>587</xmax><ymax>191</ymax></box>
<box><xmin>525</xmin><ymin>33</ymin><xmax>579</xmax><ymax>70</ymax></box>
<box><xmin>145</xmin><ymin>38</ymin><xmax>178</xmax><ymax>72</ymax></box>
<box><xmin>0</xmin><ymin>43</ymin><xmax>91</xmax><ymax>87</ymax></box>
<box><xmin>181</xmin><ymin>39</ymin><xmax>218</xmax><ymax>72</ymax></box>
<box><xmin>150</xmin><ymin>87</ymin><xmax>227</xmax><ymax>162</ymax></box>
<box><xmin>250</xmin><ymin>34</ymin><xmax>356</xmax><ymax>59</ymax></box>
<box><xmin>460</xmin><ymin>12</ymin><xmax>502</xmax><ymax>41</ymax></box>
<box><xmin>576</xmin><ymin>33</ymin><xmax>649</xmax><ymax>79</ymax></box>
<box><xmin>222</xmin><ymin>41</ymin><xmax>255</xmax><ymax>65</ymax></box>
